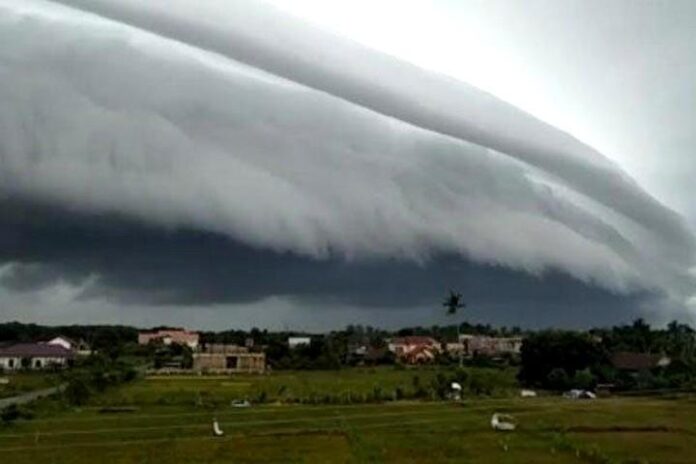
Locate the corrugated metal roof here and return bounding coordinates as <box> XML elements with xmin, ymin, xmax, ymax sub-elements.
<box><xmin>0</xmin><ymin>343</ymin><xmax>75</xmax><ymax>358</ymax></box>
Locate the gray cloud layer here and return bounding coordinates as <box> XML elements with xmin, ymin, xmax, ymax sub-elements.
<box><xmin>1</xmin><ymin>0</ymin><xmax>695</xmax><ymax>321</ymax></box>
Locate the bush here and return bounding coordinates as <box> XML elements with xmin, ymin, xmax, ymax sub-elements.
<box><xmin>1</xmin><ymin>404</ymin><xmax>34</xmax><ymax>425</ymax></box>
<box><xmin>572</xmin><ymin>369</ymin><xmax>595</xmax><ymax>390</ymax></box>
<box><xmin>430</xmin><ymin>373</ymin><xmax>450</xmax><ymax>400</ymax></box>
<box><xmin>372</xmin><ymin>385</ymin><xmax>384</xmax><ymax>402</ymax></box>
<box><xmin>394</xmin><ymin>387</ymin><xmax>404</xmax><ymax>400</ymax></box>
<box><xmin>468</xmin><ymin>370</ymin><xmax>496</xmax><ymax>396</ymax></box>
<box><xmin>0</xmin><ymin>404</ymin><xmax>20</xmax><ymax>424</ymax></box>
<box><xmin>63</xmin><ymin>376</ymin><xmax>91</xmax><ymax>406</ymax></box>
<box><xmin>253</xmin><ymin>390</ymin><xmax>268</xmax><ymax>404</ymax></box>
<box><xmin>411</xmin><ymin>375</ymin><xmax>427</xmax><ymax>398</ymax></box>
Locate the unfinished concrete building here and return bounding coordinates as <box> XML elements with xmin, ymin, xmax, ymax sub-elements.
<box><xmin>192</xmin><ymin>344</ymin><xmax>265</xmax><ymax>374</ymax></box>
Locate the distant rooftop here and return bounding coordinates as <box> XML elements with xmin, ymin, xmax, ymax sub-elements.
<box><xmin>391</xmin><ymin>336</ymin><xmax>438</xmax><ymax>345</ymax></box>
<box><xmin>0</xmin><ymin>343</ymin><xmax>75</xmax><ymax>358</ymax></box>
<box><xmin>610</xmin><ymin>352</ymin><xmax>670</xmax><ymax>371</ymax></box>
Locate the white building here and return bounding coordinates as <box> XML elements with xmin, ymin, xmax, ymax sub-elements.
<box><xmin>288</xmin><ymin>337</ymin><xmax>311</xmax><ymax>349</ymax></box>
<box><xmin>0</xmin><ymin>343</ymin><xmax>75</xmax><ymax>371</ymax></box>
<box><xmin>46</xmin><ymin>336</ymin><xmax>75</xmax><ymax>350</ymax></box>
<box><xmin>46</xmin><ymin>336</ymin><xmax>91</xmax><ymax>355</ymax></box>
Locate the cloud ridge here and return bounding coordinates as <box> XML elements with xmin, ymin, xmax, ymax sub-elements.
<box><xmin>0</xmin><ymin>0</ymin><xmax>694</xmax><ymax>309</ymax></box>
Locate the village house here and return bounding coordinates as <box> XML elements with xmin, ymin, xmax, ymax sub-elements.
<box><xmin>45</xmin><ymin>336</ymin><xmax>91</xmax><ymax>355</ymax></box>
<box><xmin>456</xmin><ymin>335</ymin><xmax>523</xmax><ymax>358</ymax></box>
<box><xmin>0</xmin><ymin>343</ymin><xmax>75</xmax><ymax>371</ymax></box>
<box><xmin>138</xmin><ymin>328</ymin><xmax>200</xmax><ymax>349</ymax></box>
<box><xmin>192</xmin><ymin>343</ymin><xmax>265</xmax><ymax>374</ymax></box>
<box><xmin>388</xmin><ymin>336</ymin><xmax>442</xmax><ymax>364</ymax></box>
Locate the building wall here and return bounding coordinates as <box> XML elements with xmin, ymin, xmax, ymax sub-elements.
<box><xmin>459</xmin><ymin>335</ymin><xmax>523</xmax><ymax>357</ymax></box>
<box><xmin>201</xmin><ymin>344</ymin><xmax>249</xmax><ymax>354</ymax></box>
<box><xmin>192</xmin><ymin>353</ymin><xmax>265</xmax><ymax>374</ymax></box>
<box><xmin>0</xmin><ymin>356</ymin><xmax>69</xmax><ymax>371</ymax></box>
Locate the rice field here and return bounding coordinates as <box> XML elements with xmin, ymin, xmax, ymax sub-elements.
<box><xmin>1</xmin><ymin>371</ymin><xmax>695</xmax><ymax>463</ymax></box>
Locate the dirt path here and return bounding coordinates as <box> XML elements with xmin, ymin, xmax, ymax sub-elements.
<box><xmin>0</xmin><ymin>384</ymin><xmax>65</xmax><ymax>409</ymax></box>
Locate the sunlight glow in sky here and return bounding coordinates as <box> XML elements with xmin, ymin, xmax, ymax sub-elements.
<box><xmin>267</xmin><ymin>0</ymin><xmax>696</xmax><ymax>222</ymax></box>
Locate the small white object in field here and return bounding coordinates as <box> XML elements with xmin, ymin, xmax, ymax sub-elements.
<box><xmin>212</xmin><ymin>419</ymin><xmax>224</xmax><ymax>437</ymax></box>
<box><xmin>451</xmin><ymin>382</ymin><xmax>462</xmax><ymax>391</ymax></box>
<box><xmin>520</xmin><ymin>389</ymin><xmax>537</xmax><ymax>397</ymax></box>
<box><xmin>231</xmin><ymin>399</ymin><xmax>251</xmax><ymax>408</ymax></box>
<box><xmin>0</xmin><ymin>377</ymin><xmax>9</xmax><ymax>385</ymax></box>
<box><xmin>491</xmin><ymin>413</ymin><xmax>516</xmax><ymax>431</ymax></box>
<box><xmin>564</xmin><ymin>389</ymin><xmax>596</xmax><ymax>400</ymax></box>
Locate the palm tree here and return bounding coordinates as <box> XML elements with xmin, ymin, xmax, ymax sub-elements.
<box><xmin>443</xmin><ymin>290</ymin><xmax>466</xmax><ymax>367</ymax></box>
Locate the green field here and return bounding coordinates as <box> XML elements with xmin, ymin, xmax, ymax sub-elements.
<box><xmin>92</xmin><ymin>367</ymin><xmax>516</xmax><ymax>407</ymax></box>
<box><xmin>1</xmin><ymin>369</ymin><xmax>695</xmax><ymax>463</ymax></box>
<box><xmin>0</xmin><ymin>372</ymin><xmax>59</xmax><ymax>399</ymax></box>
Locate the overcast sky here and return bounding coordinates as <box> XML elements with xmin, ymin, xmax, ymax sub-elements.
<box><xmin>1</xmin><ymin>0</ymin><xmax>695</xmax><ymax>331</ymax></box>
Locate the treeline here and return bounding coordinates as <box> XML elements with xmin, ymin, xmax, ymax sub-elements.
<box><xmin>202</xmin><ymin>324</ymin><xmax>518</xmax><ymax>370</ymax></box>
<box><xmin>519</xmin><ymin>319</ymin><xmax>696</xmax><ymax>391</ymax></box>
<box><xmin>200</xmin><ymin>327</ymin><xmax>387</xmax><ymax>369</ymax></box>
<box><xmin>0</xmin><ymin>321</ymin><xmax>514</xmax><ymax>348</ymax></box>
<box><xmin>199</xmin><ymin>322</ymin><xmax>520</xmax><ymax>346</ymax></box>
<box><xmin>0</xmin><ymin>322</ymin><xmax>137</xmax><ymax>353</ymax></box>
<box><xmin>1</xmin><ymin>352</ymin><xmax>139</xmax><ymax>425</ymax></box>
<box><xmin>4</xmin><ymin>319</ymin><xmax>696</xmax><ymax>390</ymax></box>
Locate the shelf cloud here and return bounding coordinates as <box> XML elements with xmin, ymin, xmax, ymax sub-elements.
<box><xmin>0</xmin><ymin>0</ymin><xmax>694</xmax><ymax>326</ymax></box>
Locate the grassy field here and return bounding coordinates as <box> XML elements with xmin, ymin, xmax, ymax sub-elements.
<box><xmin>92</xmin><ymin>367</ymin><xmax>517</xmax><ymax>407</ymax></box>
<box><xmin>0</xmin><ymin>372</ymin><xmax>59</xmax><ymax>399</ymax></box>
<box><xmin>1</xmin><ymin>369</ymin><xmax>695</xmax><ymax>463</ymax></box>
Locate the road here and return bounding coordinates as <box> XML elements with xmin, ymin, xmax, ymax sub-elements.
<box><xmin>0</xmin><ymin>384</ymin><xmax>65</xmax><ymax>409</ymax></box>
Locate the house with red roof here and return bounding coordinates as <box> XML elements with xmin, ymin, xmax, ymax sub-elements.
<box><xmin>388</xmin><ymin>336</ymin><xmax>442</xmax><ymax>364</ymax></box>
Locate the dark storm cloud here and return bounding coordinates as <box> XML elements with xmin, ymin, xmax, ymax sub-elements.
<box><xmin>0</xmin><ymin>198</ymin><xmax>652</xmax><ymax>329</ymax></box>
<box><xmin>0</xmin><ymin>0</ymin><xmax>694</xmax><ymax>326</ymax></box>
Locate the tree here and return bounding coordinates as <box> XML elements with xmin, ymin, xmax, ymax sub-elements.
<box><xmin>443</xmin><ymin>290</ymin><xmax>466</xmax><ymax>367</ymax></box>
<box><xmin>518</xmin><ymin>331</ymin><xmax>604</xmax><ymax>389</ymax></box>
<box><xmin>64</xmin><ymin>376</ymin><xmax>91</xmax><ymax>406</ymax></box>
<box><xmin>0</xmin><ymin>405</ymin><xmax>20</xmax><ymax>425</ymax></box>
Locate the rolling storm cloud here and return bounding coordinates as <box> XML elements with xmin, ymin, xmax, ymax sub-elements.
<box><xmin>1</xmin><ymin>0</ymin><xmax>695</xmax><ymax>329</ymax></box>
